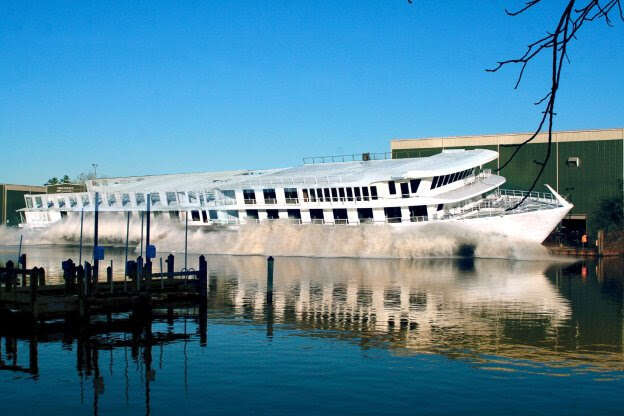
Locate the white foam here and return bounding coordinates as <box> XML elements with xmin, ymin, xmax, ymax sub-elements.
<box><xmin>0</xmin><ymin>214</ymin><xmax>552</xmax><ymax>260</ymax></box>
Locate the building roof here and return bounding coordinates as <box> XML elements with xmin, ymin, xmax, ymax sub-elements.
<box><xmin>391</xmin><ymin>127</ymin><xmax>624</xmax><ymax>150</ymax></box>
<box><xmin>86</xmin><ymin>149</ymin><xmax>497</xmax><ymax>192</ymax></box>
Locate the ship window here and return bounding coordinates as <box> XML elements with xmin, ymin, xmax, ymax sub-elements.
<box><xmin>263</xmin><ymin>189</ymin><xmax>277</xmax><ymax>204</ymax></box>
<box><xmin>333</xmin><ymin>208</ymin><xmax>348</xmax><ymax>224</ymax></box>
<box><xmin>400</xmin><ymin>183</ymin><xmax>409</xmax><ymax>198</ymax></box>
<box><xmin>302</xmin><ymin>189</ymin><xmax>309</xmax><ymax>202</ymax></box>
<box><xmin>202</xmin><ymin>210</ymin><xmax>208</xmax><ymax>222</ymax></box>
<box><xmin>362</xmin><ymin>187</ymin><xmax>370</xmax><ymax>201</ymax></box>
<box><xmin>409</xmin><ymin>179</ymin><xmax>421</xmax><ymax>193</ymax></box>
<box><xmin>166</xmin><ymin>192</ymin><xmax>177</xmax><ymax>205</ymax></box>
<box><xmin>205</xmin><ymin>191</ymin><xmax>215</xmax><ymax>202</ymax></box>
<box><xmin>384</xmin><ymin>207</ymin><xmax>402</xmax><ymax>223</ymax></box>
<box><xmin>331</xmin><ymin>188</ymin><xmax>338</xmax><ymax>202</ymax></box>
<box><xmin>316</xmin><ymin>188</ymin><xmax>324</xmax><ymax>202</ymax></box>
<box><xmin>266</xmin><ymin>209</ymin><xmax>279</xmax><ymax>220</ymax></box>
<box><xmin>409</xmin><ymin>205</ymin><xmax>428</xmax><ymax>221</ymax></box>
<box><xmin>442</xmin><ymin>175</ymin><xmax>451</xmax><ymax>186</ymax></box>
<box><xmin>354</xmin><ymin>187</ymin><xmax>361</xmax><ymax>201</ymax></box>
<box><xmin>357</xmin><ymin>208</ymin><xmax>374</xmax><ymax>223</ymax></box>
<box><xmin>309</xmin><ymin>189</ymin><xmax>317</xmax><ymax>202</ymax></box>
<box><xmin>388</xmin><ymin>181</ymin><xmax>396</xmax><ymax>195</ymax></box>
<box><xmin>226</xmin><ymin>210</ymin><xmax>239</xmax><ymax>219</ymax></box>
<box><xmin>437</xmin><ymin>204</ymin><xmax>444</xmax><ymax>211</ymax></box>
<box><xmin>338</xmin><ymin>188</ymin><xmax>345</xmax><ymax>201</ymax></box>
<box><xmin>191</xmin><ymin>210</ymin><xmax>200</xmax><ymax>221</ymax></box>
<box><xmin>177</xmin><ymin>192</ymin><xmax>186</xmax><ymax>204</ymax></box>
<box><xmin>310</xmin><ymin>209</ymin><xmax>324</xmax><ymax>223</ymax></box>
<box><xmin>246</xmin><ymin>209</ymin><xmax>259</xmax><ymax>220</ymax></box>
<box><xmin>47</xmin><ymin>199</ymin><xmax>54</xmax><ymax>208</ymax></box>
<box><xmin>324</xmin><ymin>188</ymin><xmax>331</xmax><ymax>200</ymax></box>
<box><xmin>370</xmin><ymin>186</ymin><xmax>378</xmax><ymax>200</ymax></box>
<box><xmin>287</xmin><ymin>209</ymin><xmax>301</xmax><ymax>220</ymax></box>
<box><xmin>82</xmin><ymin>195</ymin><xmax>90</xmax><ymax>207</ymax></box>
<box><xmin>199</xmin><ymin>193</ymin><xmax>205</xmax><ymax>206</ymax></box>
<box><xmin>58</xmin><ymin>198</ymin><xmax>66</xmax><ymax>208</ymax></box>
<box><xmin>188</xmin><ymin>191</ymin><xmax>197</xmax><ymax>204</ymax></box>
<box><xmin>135</xmin><ymin>193</ymin><xmax>144</xmax><ymax>206</ymax></box>
<box><xmin>209</xmin><ymin>210</ymin><xmax>218</xmax><ymax>220</ymax></box>
<box><xmin>25</xmin><ymin>197</ymin><xmax>33</xmax><ymax>208</ymax></box>
<box><xmin>431</xmin><ymin>176</ymin><xmax>438</xmax><ymax>189</ymax></box>
<box><xmin>150</xmin><ymin>193</ymin><xmax>161</xmax><ymax>206</ymax></box>
<box><xmin>285</xmin><ymin>188</ymin><xmax>298</xmax><ymax>204</ymax></box>
<box><xmin>346</xmin><ymin>188</ymin><xmax>354</xmax><ymax>201</ymax></box>
<box><xmin>243</xmin><ymin>189</ymin><xmax>256</xmax><ymax>204</ymax></box>
<box><xmin>69</xmin><ymin>197</ymin><xmax>77</xmax><ymax>207</ymax></box>
<box><xmin>122</xmin><ymin>193</ymin><xmax>131</xmax><ymax>206</ymax></box>
<box><xmin>170</xmin><ymin>211</ymin><xmax>179</xmax><ymax>220</ymax></box>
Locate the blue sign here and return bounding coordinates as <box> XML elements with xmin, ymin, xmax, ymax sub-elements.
<box><xmin>146</xmin><ymin>244</ymin><xmax>156</xmax><ymax>259</ymax></box>
<box><xmin>93</xmin><ymin>246</ymin><xmax>105</xmax><ymax>261</ymax></box>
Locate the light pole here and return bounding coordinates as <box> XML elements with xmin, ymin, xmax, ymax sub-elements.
<box><xmin>92</xmin><ymin>163</ymin><xmax>98</xmax><ymax>178</ymax></box>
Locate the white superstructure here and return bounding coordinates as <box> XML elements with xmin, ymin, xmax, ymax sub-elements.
<box><xmin>19</xmin><ymin>149</ymin><xmax>572</xmax><ymax>243</ymax></box>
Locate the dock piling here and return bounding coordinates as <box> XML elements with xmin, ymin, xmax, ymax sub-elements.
<box><xmin>266</xmin><ymin>256</ymin><xmax>274</xmax><ymax>305</ymax></box>
<box><xmin>199</xmin><ymin>255</ymin><xmax>207</xmax><ymax>301</ymax></box>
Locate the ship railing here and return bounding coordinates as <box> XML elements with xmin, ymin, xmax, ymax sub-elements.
<box><xmin>285</xmin><ymin>198</ymin><xmax>299</xmax><ymax>204</ymax></box>
<box><xmin>302</xmin><ymin>152</ymin><xmax>392</xmax><ymax>164</ymax></box>
<box><xmin>264</xmin><ymin>198</ymin><xmax>277</xmax><ymax>204</ymax></box>
<box><xmin>243</xmin><ymin>198</ymin><xmax>256</xmax><ymax>205</ymax></box>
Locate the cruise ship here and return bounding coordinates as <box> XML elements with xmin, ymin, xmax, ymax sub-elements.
<box><xmin>19</xmin><ymin>149</ymin><xmax>572</xmax><ymax>243</ymax></box>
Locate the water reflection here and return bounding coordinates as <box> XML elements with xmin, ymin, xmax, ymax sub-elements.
<box><xmin>1</xmin><ymin>253</ymin><xmax>623</xmax><ymax>415</ymax></box>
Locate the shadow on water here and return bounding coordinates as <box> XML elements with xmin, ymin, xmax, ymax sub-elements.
<box><xmin>1</xmin><ymin>248</ymin><xmax>623</xmax><ymax>415</ymax></box>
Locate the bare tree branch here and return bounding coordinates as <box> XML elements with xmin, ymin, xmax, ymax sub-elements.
<box><xmin>484</xmin><ymin>0</ymin><xmax>622</xmax><ymax>210</ymax></box>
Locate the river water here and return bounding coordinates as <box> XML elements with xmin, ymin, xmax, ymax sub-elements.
<box><xmin>1</xmin><ymin>245</ymin><xmax>623</xmax><ymax>415</ymax></box>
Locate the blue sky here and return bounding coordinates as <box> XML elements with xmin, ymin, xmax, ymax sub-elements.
<box><xmin>1</xmin><ymin>1</ymin><xmax>623</xmax><ymax>184</ymax></box>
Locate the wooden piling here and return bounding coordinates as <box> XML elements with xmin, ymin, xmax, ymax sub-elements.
<box><xmin>266</xmin><ymin>256</ymin><xmax>274</xmax><ymax>305</ymax></box>
<box><xmin>199</xmin><ymin>255</ymin><xmax>207</xmax><ymax>301</ymax></box>
<box><xmin>166</xmin><ymin>254</ymin><xmax>174</xmax><ymax>280</ymax></box>
<box><xmin>107</xmin><ymin>265</ymin><xmax>113</xmax><ymax>294</ymax></box>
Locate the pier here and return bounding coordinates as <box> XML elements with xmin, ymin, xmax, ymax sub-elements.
<box><xmin>0</xmin><ymin>253</ymin><xmax>208</xmax><ymax>321</ymax></box>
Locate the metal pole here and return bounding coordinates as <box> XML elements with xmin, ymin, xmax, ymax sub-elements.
<box><xmin>184</xmin><ymin>212</ymin><xmax>188</xmax><ymax>272</ymax></box>
<box><xmin>93</xmin><ymin>192</ymin><xmax>99</xmax><ymax>282</ymax></box>
<box><xmin>140</xmin><ymin>211</ymin><xmax>144</xmax><ymax>259</ymax></box>
<box><xmin>17</xmin><ymin>234</ymin><xmax>22</xmax><ymax>265</ymax></box>
<box><xmin>124</xmin><ymin>211</ymin><xmax>130</xmax><ymax>281</ymax></box>
<box><xmin>146</xmin><ymin>193</ymin><xmax>151</xmax><ymax>274</ymax></box>
<box><xmin>79</xmin><ymin>208</ymin><xmax>84</xmax><ymax>265</ymax></box>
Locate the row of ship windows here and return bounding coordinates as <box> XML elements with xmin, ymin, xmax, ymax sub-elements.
<box><xmin>181</xmin><ymin>205</ymin><xmax>434</xmax><ymax>223</ymax></box>
<box><xmin>242</xmin><ymin>186</ymin><xmax>380</xmax><ymax>204</ymax></box>
<box><xmin>430</xmin><ymin>169</ymin><xmax>474</xmax><ymax>190</ymax></box>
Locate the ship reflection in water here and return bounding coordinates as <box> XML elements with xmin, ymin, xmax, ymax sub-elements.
<box><xmin>1</xmin><ymin>252</ymin><xmax>623</xmax><ymax>415</ymax></box>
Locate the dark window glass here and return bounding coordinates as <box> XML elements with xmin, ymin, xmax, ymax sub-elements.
<box><xmin>338</xmin><ymin>188</ymin><xmax>345</xmax><ymax>200</ymax></box>
<box><xmin>209</xmin><ymin>210</ymin><xmax>218</xmax><ymax>220</ymax></box>
<box><xmin>388</xmin><ymin>181</ymin><xmax>396</xmax><ymax>195</ymax></box>
<box><xmin>354</xmin><ymin>187</ymin><xmax>361</xmax><ymax>201</ymax></box>
<box><xmin>202</xmin><ymin>210</ymin><xmax>208</xmax><ymax>222</ymax></box>
<box><xmin>317</xmin><ymin>188</ymin><xmax>324</xmax><ymax>202</ymax></box>
<box><xmin>400</xmin><ymin>183</ymin><xmax>409</xmax><ymax>198</ymax></box>
<box><xmin>442</xmin><ymin>175</ymin><xmax>450</xmax><ymax>186</ymax></box>
<box><xmin>431</xmin><ymin>177</ymin><xmax>438</xmax><ymax>189</ymax></box>
<box><xmin>324</xmin><ymin>188</ymin><xmax>331</xmax><ymax>200</ymax></box>
<box><xmin>346</xmin><ymin>188</ymin><xmax>354</xmax><ymax>200</ymax></box>
<box><xmin>409</xmin><ymin>179</ymin><xmax>421</xmax><ymax>193</ymax></box>
<box><xmin>384</xmin><ymin>207</ymin><xmax>402</xmax><ymax>223</ymax></box>
<box><xmin>310</xmin><ymin>209</ymin><xmax>324</xmax><ymax>221</ymax></box>
<box><xmin>310</xmin><ymin>189</ymin><xmax>317</xmax><ymax>202</ymax></box>
<box><xmin>362</xmin><ymin>187</ymin><xmax>370</xmax><ymax>201</ymax></box>
<box><xmin>437</xmin><ymin>204</ymin><xmax>444</xmax><ymax>211</ymax></box>
<box><xmin>266</xmin><ymin>209</ymin><xmax>279</xmax><ymax>219</ymax></box>
<box><xmin>370</xmin><ymin>186</ymin><xmax>378</xmax><ymax>200</ymax></box>
<box><xmin>191</xmin><ymin>210</ymin><xmax>200</xmax><ymax>221</ymax></box>
<box><xmin>331</xmin><ymin>188</ymin><xmax>338</xmax><ymax>202</ymax></box>
<box><xmin>302</xmin><ymin>189</ymin><xmax>309</xmax><ymax>202</ymax></box>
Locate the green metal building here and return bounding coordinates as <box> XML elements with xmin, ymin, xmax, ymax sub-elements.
<box><xmin>0</xmin><ymin>184</ymin><xmax>47</xmax><ymax>226</ymax></box>
<box><xmin>391</xmin><ymin>128</ymin><xmax>624</xmax><ymax>239</ymax></box>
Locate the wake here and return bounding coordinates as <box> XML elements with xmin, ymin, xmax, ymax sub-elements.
<box><xmin>0</xmin><ymin>215</ymin><xmax>551</xmax><ymax>260</ymax></box>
